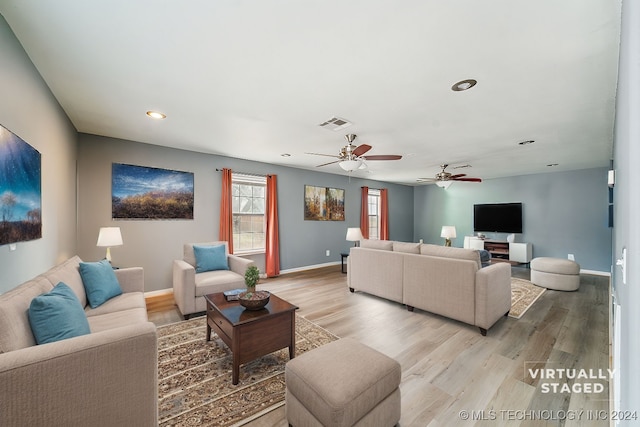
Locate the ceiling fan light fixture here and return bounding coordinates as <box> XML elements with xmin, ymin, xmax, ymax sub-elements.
<box><xmin>339</xmin><ymin>159</ymin><xmax>362</xmax><ymax>172</ymax></box>
<box><xmin>451</xmin><ymin>79</ymin><xmax>477</xmax><ymax>92</ymax></box>
<box><xmin>436</xmin><ymin>181</ymin><xmax>453</xmax><ymax>189</ymax></box>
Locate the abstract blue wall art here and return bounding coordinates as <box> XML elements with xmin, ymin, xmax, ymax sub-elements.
<box><xmin>112</xmin><ymin>163</ymin><xmax>194</xmax><ymax>219</ymax></box>
<box><xmin>0</xmin><ymin>124</ymin><xmax>42</xmax><ymax>245</ymax></box>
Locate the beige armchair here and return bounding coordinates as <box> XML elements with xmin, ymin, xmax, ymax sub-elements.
<box><xmin>173</xmin><ymin>241</ymin><xmax>255</xmax><ymax>319</ymax></box>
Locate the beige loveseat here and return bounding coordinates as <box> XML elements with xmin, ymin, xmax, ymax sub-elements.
<box><xmin>173</xmin><ymin>241</ymin><xmax>255</xmax><ymax>319</ymax></box>
<box><xmin>348</xmin><ymin>240</ymin><xmax>512</xmax><ymax>335</ymax></box>
<box><xmin>0</xmin><ymin>256</ymin><xmax>157</xmax><ymax>426</ymax></box>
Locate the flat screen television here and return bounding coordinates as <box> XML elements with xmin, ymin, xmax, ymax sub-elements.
<box><xmin>473</xmin><ymin>202</ymin><xmax>523</xmax><ymax>233</ymax></box>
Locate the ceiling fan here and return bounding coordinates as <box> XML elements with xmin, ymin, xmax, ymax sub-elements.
<box><xmin>417</xmin><ymin>164</ymin><xmax>482</xmax><ymax>187</ymax></box>
<box><xmin>306</xmin><ymin>134</ymin><xmax>402</xmax><ymax>171</ymax></box>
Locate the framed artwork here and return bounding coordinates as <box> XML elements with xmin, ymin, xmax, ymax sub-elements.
<box><xmin>112</xmin><ymin>163</ymin><xmax>194</xmax><ymax>219</ymax></box>
<box><xmin>0</xmin><ymin>124</ymin><xmax>42</xmax><ymax>245</ymax></box>
<box><xmin>304</xmin><ymin>185</ymin><xmax>345</xmax><ymax>221</ymax></box>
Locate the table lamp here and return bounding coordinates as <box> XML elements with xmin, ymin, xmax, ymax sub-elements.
<box><xmin>440</xmin><ymin>226</ymin><xmax>457</xmax><ymax>247</ymax></box>
<box><xmin>97</xmin><ymin>227</ymin><xmax>123</xmax><ymax>262</ymax></box>
<box><xmin>346</xmin><ymin>227</ymin><xmax>364</xmax><ymax>247</ymax></box>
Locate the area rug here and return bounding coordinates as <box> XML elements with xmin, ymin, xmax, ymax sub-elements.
<box><xmin>157</xmin><ymin>314</ymin><xmax>338</xmax><ymax>427</ymax></box>
<box><xmin>509</xmin><ymin>278</ymin><xmax>546</xmax><ymax>319</ymax></box>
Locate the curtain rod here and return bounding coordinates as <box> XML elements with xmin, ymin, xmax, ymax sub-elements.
<box><xmin>215</xmin><ymin>168</ymin><xmax>266</xmax><ymax>178</ymax></box>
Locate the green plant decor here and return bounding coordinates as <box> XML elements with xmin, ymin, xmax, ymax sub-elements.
<box><xmin>244</xmin><ymin>266</ymin><xmax>260</xmax><ymax>295</ymax></box>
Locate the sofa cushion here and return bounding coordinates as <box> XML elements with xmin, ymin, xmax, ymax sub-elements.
<box><xmin>85</xmin><ymin>291</ymin><xmax>147</xmax><ymax>317</ymax></box>
<box><xmin>193</xmin><ymin>244</ymin><xmax>229</xmax><ymax>273</ymax></box>
<box><xmin>360</xmin><ymin>239</ymin><xmax>394</xmax><ymax>251</ymax></box>
<box><xmin>79</xmin><ymin>260</ymin><xmax>123</xmax><ymax>308</ymax></box>
<box><xmin>0</xmin><ymin>276</ymin><xmax>54</xmax><ymax>353</ymax></box>
<box><xmin>183</xmin><ymin>241</ymin><xmax>229</xmax><ymax>268</ymax></box>
<box><xmin>194</xmin><ymin>270</ymin><xmax>245</xmax><ymax>297</ymax></box>
<box><xmin>28</xmin><ymin>283</ymin><xmax>91</xmax><ymax>345</ymax></box>
<box><xmin>42</xmin><ymin>255</ymin><xmax>88</xmax><ymax>307</ymax></box>
<box><xmin>392</xmin><ymin>241</ymin><xmax>420</xmax><ymax>254</ymax></box>
<box><xmin>420</xmin><ymin>244</ymin><xmax>481</xmax><ymax>269</ymax></box>
<box><xmin>86</xmin><ymin>307</ymin><xmax>150</xmax><ymax>333</ymax></box>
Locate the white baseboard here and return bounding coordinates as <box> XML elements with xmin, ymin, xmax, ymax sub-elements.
<box><xmin>279</xmin><ymin>261</ymin><xmax>341</xmax><ymax>275</ymax></box>
<box><xmin>581</xmin><ymin>269</ymin><xmax>611</xmax><ymax>277</ymax></box>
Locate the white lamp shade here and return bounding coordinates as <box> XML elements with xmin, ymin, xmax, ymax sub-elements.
<box><xmin>339</xmin><ymin>159</ymin><xmax>362</xmax><ymax>171</ymax></box>
<box><xmin>440</xmin><ymin>226</ymin><xmax>457</xmax><ymax>239</ymax></box>
<box><xmin>436</xmin><ymin>181</ymin><xmax>453</xmax><ymax>189</ymax></box>
<box><xmin>346</xmin><ymin>227</ymin><xmax>364</xmax><ymax>242</ymax></box>
<box><xmin>96</xmin><ymin>227</ymin><xmax>123</xmax><ymax>247</ymax></box>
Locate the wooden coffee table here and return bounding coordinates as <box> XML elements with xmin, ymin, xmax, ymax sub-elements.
<box><xmin>204</xmin><ymin>292</ymin><xmax>299</xmax><ymax>385</ymax></box>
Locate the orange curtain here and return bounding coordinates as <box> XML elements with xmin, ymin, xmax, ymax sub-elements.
<box><xmin>360</xmin><ymin>186</ymin><xmax>369</xmax><ymax>239</ymax></box>
<box><xmin>265</xmin><ymin>175</ymin><xmax>280</xmax><ymax>277</ymax></box>
<box><xmin>380</xmin><ymin>188</ymin><xmax>389</xmax><ymax>240</ymax></box>
<box><xmin>218</xmin><ymin>168</ymin><xmax>234</xmax><ymax>254</ymax></box>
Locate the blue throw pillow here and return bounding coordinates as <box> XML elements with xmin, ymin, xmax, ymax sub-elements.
<box><xmin>193</xmin><ymin>244</ymin><xmax>229</xmax><ymax>273</ymax></box>
<box><xmin>79</xmin><ymin>259</ymin><xmax>123</xmax><ymax>308</ymax></box>
<box><xmin>28</xmin><ymin>282</ymin><xmax>91</xmax><ymax>345</ymax></box>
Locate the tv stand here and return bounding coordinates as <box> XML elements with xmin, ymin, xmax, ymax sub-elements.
<box><xmin>465</xmin><ymin>237</ymin><xmax>532</xmax><ymax>264</ymax></box>
<box><xmin>484</xmin><ymin>240</ymin><xmax>510</xmax><ymax>260</ymax></box>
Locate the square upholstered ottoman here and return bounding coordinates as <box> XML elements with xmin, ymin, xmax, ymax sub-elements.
<box><xmin>285</xmin><ymin>337</ymin><xmax>401</xmax><ymax>427</ymax></box>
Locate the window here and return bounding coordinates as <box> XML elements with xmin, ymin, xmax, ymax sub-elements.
<box><xmin>368</xmin><ymin>189</ymin><xmax>381</xmax><ymax>240</ymax></box>
<box><xmin>232</xmin><ymin>174</ymin><xmax>266</xmax><ymax>253</ymax></box>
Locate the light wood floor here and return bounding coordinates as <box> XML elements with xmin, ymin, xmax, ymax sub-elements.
<box><xmin>148</xmin><ymin>265</ymin><xmax>610</xmax><ymax>427</ymax></box>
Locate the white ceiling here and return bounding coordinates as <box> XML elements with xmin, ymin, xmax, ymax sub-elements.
<box><xmin>1</xmin><ymin>0</ymin><xmax>621</xmax><ymax>185</ymax></box>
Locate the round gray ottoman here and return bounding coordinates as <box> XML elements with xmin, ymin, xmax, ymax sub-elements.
<box><xmin>530</xmin><ymin>257</ymin><xmax>580</xmax><ymax>291</ymax></box>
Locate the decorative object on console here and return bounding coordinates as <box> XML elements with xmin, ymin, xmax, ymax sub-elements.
<box><xmin>346</xmin><ymin>227</ymin><xmax>364</xmax><ymax>247</ymax></box>
<box><xmin>440</xmin><ymin>226</ymin><xmax>457</xmax><ymax>246</ymax></box>
<box><xmin>96</xmin><ymin>226</ymin><xmax>123</xmax><ymax>262</ymax></box>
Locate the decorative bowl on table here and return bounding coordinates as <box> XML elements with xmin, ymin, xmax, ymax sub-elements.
<box><xmin>238</xmin><ymin>290</ymin><xmax>270</xmax><ymax>310</ymax></box>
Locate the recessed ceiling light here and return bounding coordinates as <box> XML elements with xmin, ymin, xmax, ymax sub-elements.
<box><xmin>451</xmin><ymin>79</ymin><xmax>477</xmax><ymax>92</ymax></box>
<box><xmin>518</xmin><ymin>140</ymin><xmax>535</xmax><ymax>145</ymax></box>
<box><xmin>547</xmin><ymin>163</ymin><xmax>559</xmax><ymax>167</ymax></box>
<box><xmin>281</xmin><ymin>153</ymin><xmax>291</xmax><ymax>157</ymax></box>
<box><xmin>146</xmin><ymin>111</ymin><xmax>166</xmax><ymax>120</ymax></box>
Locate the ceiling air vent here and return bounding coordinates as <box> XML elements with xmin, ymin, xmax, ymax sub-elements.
<box><xmin>318</xmin><ymin>116</ymin><xmax>353</xmax><ymax>131</ymax></box>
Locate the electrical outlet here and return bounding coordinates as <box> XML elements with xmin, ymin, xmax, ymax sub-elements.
<box><xmin>568</xmin><ymin>254</ymin><xmax>575</xmax><ymax>261</ymax></box>
<box><xmin>326</xmin><ymin>250</ymin><xmax>330</xmax><ymax>257</ymax></box>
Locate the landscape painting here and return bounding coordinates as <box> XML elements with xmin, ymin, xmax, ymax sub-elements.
<box><xmin>112</xmin><ymin>163</ymin><xmax>194</xmax><ymax>219</ymax></box>
<box><xmin>304</xmin><ymin>185</ymin><xmax>345</xmax><ymax>221</ymax></box>
<box><xmin>0</xmin><ymin>125</ymin><xmax>42</xmax><ymax>245</ymax></box>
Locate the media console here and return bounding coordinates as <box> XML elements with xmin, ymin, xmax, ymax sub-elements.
<box><xmin>464</xmin><ymin>237</ymin><xmax>532</xmax><ymax>264</ymax></box>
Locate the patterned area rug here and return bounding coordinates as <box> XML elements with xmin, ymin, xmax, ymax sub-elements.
<box><xmin>509</xmin><ymin>278</ymin><xmax>546</xmax><ymax>319</ymax></box>
<box><xmin>157</xmin><ymin>314</ymin><xmax>338</xmax><ymax>426</ymax></box>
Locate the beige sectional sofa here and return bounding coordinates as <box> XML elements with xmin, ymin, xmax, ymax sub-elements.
<box><xmin>348</xmin><ymin>240</ymin><xmax>512</xmax><ymax>335</ymax></box>
<box><xmin>0</xmin><ymin>256</ymin><xmax>157</xmax><ymax>426</ymax></box>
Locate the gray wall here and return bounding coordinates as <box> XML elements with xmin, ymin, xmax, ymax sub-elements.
<box><xmin>77</xmin><ymin>133</ymin><xmax>414</xmax><ymax>292</ymax></box>
<box><xmin>0</xmin><ymin>16</ymin><xmax>78</xmax><ymax>293</ymax></box>
<box><xmin>612</xmin><ymin>0</ymin><xmax>640</xmax><ymax>420</ymax></box>
<box><xmin>413</xmin><ymin>168</ymin><xmax>612</xmax><ymax>272</ymax></box>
